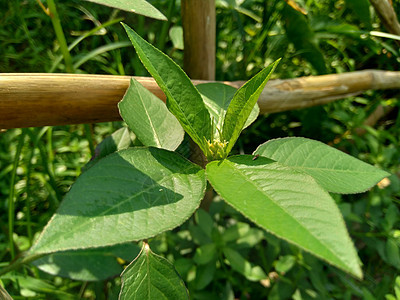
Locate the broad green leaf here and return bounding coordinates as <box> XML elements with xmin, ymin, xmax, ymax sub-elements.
<box><xmin>83</xmin><ymin>127</ymin><xmax>135</xmax><ymax>171</ymax></box>
<box><xmin>119</xmin><ymin>243</ymin><xmax>189</xmax><ymax>300</ymax></box>
<box><xmin>222</xmin><ymin>60</ymin><xmax>279</xmax><ymax>154</ymax></box>
<box><xmin>223</xmin><ymin>247</ymin><xmax>267</xmax><ymax>281</ymax></box>
<box><xmin>119</xmin><ymin>78</ymin><xmax>184</xmax><ymax>151</ymax></box>
<box><xmin>33</xmin><ymin>243</ymin><xmax>140</xmax><ymax>281</ymax></box>
<box><xmin>122</xmin><ymin>24</ymin><xmax>212</xmax><ymax>153</ymax></box>
<box><xmin>254</xmin><ymin>137</ymin><xmax>390</xmax><ymax>194</ymax></box>
<box><xmin>206</xmin><ymin>155</ymin><xmax>362</xmax><ymax>278</ymax></box>
<box><xmin>196</xmin><ymin>82</ymin><xmax>259</xmax><ymax>139</ymax></box>
<box><xmin>84</xmin><ymin>0</ymin><xmax>167</xmax><ymax>21</ymax></box>
<box><xmin>29</xmin><ymin>147</ymin><xmax>206</xmax><ymax>255</ymax></box>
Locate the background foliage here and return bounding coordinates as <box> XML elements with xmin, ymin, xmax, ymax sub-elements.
<box><xmin>0</xmin><ymin>0</ymin><xmax>399</xmax><ymax>298</ymax></box>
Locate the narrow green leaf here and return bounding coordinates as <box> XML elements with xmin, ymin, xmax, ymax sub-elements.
<box><xmin>84</xmin><ymin>0</ymin><xmax>167</xmax><ymax>21</ymax></box>
<box><xmin>122</xmin><ymin>24</ymin><xmax>212</xmax><ymax>153</ymax></box>
<box><xmin>29</xmin><ymin>148</ymin><xmax>206</xmax><ymax>255</ymax></box>
<box><xmin>197</xmin><ymin>82</ymin><xmax>259</xmax><ymax>139</ymax></box>
<box><xmin>119</xmin><ymin>78</ymin><xmax>184</xmax><ymax>151</ymax></box>
<box><xmin>33</xmin><ymin>243</ymin><xmax>140</xmax><ymax>281</ymax></box>
<box><xmin>206</xmin><ymin>155</ymin><xmax>362</xmax><ymax>278</ymax></box>
<box><xmin>73</xmin><ymin>41</ymin><xmax>131</xmax><ymax>69</ymax></box>
<box><xmin>254</xmin><ymin>137</ymin><xmax>390</xmax><ymax>194</ymax></box>
<box><xmin>222</xmin><ymin>60</ymin><xmax>279</xmax><ymax>154</ymax></box>
<box><xmin>223</xmin><ymin>247</ymin><xmax>267</xmax><ymax>281</ymax></box>
<box><xmin>119</xmin><ymin>243</ymin><xmax>189</xmax><ymax>300</ymax></box>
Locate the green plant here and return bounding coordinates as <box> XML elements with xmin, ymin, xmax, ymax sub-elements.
<box><xmin>0</xmin><ymin>22</ymin><xmax>389</xmax><ymax>298</ymax></box>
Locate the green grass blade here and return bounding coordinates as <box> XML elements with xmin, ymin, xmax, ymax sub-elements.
<box><xmin>8</xmin><ymin>130</ymin><xmax>26</xmax><ymax>259</ymax></box>
<box><xmin>73</xmin><ymin>41</ymin><xmax>131</xmax><ymax>69</ymax></box>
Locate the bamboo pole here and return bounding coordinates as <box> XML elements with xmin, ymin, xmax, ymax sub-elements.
<box><xmin>181</xmin><ymin>0</ymin><xmax>216</xmax><ymax>80</ymax></box>
<box><xmin>1</xmin><ymin>70</ymin><xmax>399</xmax><ymax>129</ymax></box>
<box><xmin>369</xmin><ymin>0</ymin><xmax>400</xmax><ymax>37</ymax></box>
<box><xmin>181</xmin><ymin>0</ymin><xmax>216</xmax><ymax>209</ymax></box>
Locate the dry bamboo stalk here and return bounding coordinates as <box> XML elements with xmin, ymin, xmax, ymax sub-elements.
<box><xmin>369</xmin><ymin>0</ymin><xmax>400</xmax><ymax>36</ymax></box>
<box><xmin>1</xmin><ymin>70</ymin><xmax>399</xmax><ymax>129</ymax></box>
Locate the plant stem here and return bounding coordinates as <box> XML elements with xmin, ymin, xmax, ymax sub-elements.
<box><xmin>84</xmin><ymin>124</ymin><xmax>95</xmax><ymax>157</ymax></box>
<box><xmin>25</xmin><ymin>129</ymin><xmax>62</xmax><ymax>202</ymax></box>
<box><xmin>0</xmin><ymin>253</ymin><xmax>45</xmax><ymax>277</ymax></box>
<box><xmin>46</xmin><ymin>0</ymin><xmax>74</xmax><ymax>73</ymax></box>
<box><xmin>156</xmin><ymin>0</ymin><xmax>175</xmax><ymax>51</ymax></box>
<box><xmin>8</xmin><ymin>130</ymin><xmax>26</xmax><ymax>260</ymax></box>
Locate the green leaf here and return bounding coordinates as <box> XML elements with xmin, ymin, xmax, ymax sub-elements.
<box><xmin>221</xmin><ymin>60</ymin><xmax>279</xmax><ymax>154</ymax></box>
<box><xmin>254</xmin><ymin>137</ymin><xmax>390</xmax><ymax>194</ymax></box>
<box><xmin>29</xmin><ymin>147</ymin><xmax>206</xmax><ymax>255</ymax></box>
<box><xmin>395</xmin><ymin>276</ymin><xmax>400</xmax><ymax>299</ymax></box>
<box><xmin>119</xmin><ymin>243</ymin><xmax>189</xmax><ymax>300</ymax></box>
<box><xmin>169</xmin><ymin>26</ymin><xmax>184</xmax><ymax>50</ymax></box>
<box><xmin>194</xmin><ymin>244</ymin><xmax>217</xmax><ymax>265</ymax></box>
<box><xmin>122</xmin><ymin>24</ymin><xmax>212</xmax><ymax>153</ymax></box>
<box><xmin>196</xmin><ymin>82</ymin><xmax>259</xmax><ymax>139</ymax></box>
<box><xmin>194</xmin><ymin>261</ymin><xmax>216</xmax><ymax>290</ymax></box>
<box><xmin>83</xmin><ymin>127</ymin><xmax>135</xmax><ymax>171</ymax></box>
<box><xmin>33</xmin><ymin>243</ymin><xmax>140</xmax><ymax>281</ymax></box>
<box><xmin>206</xmin><ymin>155</ymin><xmax>362</xmax><ymax>278</ymax></box>
<box><xmin>275</xmin><ymin>255</ymin><xmax>296</xmax><ymax>274</ymax></box>
<box><xmin>119</xmin><ymin>78</ymin><xmax>184</xmax><ymax>151</ymax></box>
<box><xmin>223</xmin><ymin>247</ymin><xmax>267</xmax><ymax>281</ymax></box>
<box><xmin>84</xmin><ymin>0</ymin><xmax>167</xmax><ymax>21</ymax></box>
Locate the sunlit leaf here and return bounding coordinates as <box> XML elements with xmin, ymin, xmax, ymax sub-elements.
<box><xmin>29</xmin><ymin>148</ymin><xmax>206</xmax><ymax>255</ymax></box>
<box><xmin>119</xmin><ymin>78</ymin><xmax>184</xmax><ymax>151</ymax></box>
<box><xmin>206</xmin><ymin>155</ymin><xmax>362</xmax><ymax>278</ymax></box>
<box><xmin>197</xmin><ymin>82</ymin><xmax>259</xmax><ymax>140</ymax></box>
<box><xmin>123</xmin><ymin>24</ymin><xmax>212</xmax><ymax>153</ymax></box>
<box><xmin>254</xmin><ymin>137</ymin><xmax>390</xmax><ymax>194</ymax></box>
<box><xmin>83</xmin><ymin>0</ymin><xmax>167</xmax><ymax>20</ymax></box>
<box><xmin>222</xmin><ymin>60</ymin><xmax>279</xmax><ymax>154</ymax></box>
<box><xmin>119</xmin><ymin>243</ymin><xmax>189</xmax><ymax>300</ymax></box>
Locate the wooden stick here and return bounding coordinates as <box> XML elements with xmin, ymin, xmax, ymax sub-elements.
<box><xmin>181</xmin><ymin>0</ymin><xmax>216</xmax><ymax>80</ymax></box>
<box><xmin>369</xmin><ymin>0</ymin><xmax>400</xmax><ymax>36</ymax></box>
<box><xmin>1</xmin><ymin>70</ymin><xmax>400</xmax><ymax>129</ymax></box>
<box><xmin>181</xmin><ymin>0</ymin><xmax>216</xmax><ymax>210</ymax></box>
<box><xmin>369</xmin><ymin>0</ymin><xmax>400</xmax><ymax>46</ymax></box>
